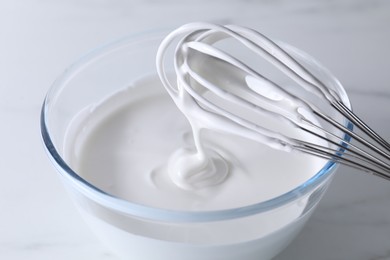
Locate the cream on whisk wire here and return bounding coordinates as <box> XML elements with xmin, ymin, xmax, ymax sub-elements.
<box><xmin>156</xmin><ymin>22</ymin><xmax>330</xmax><ymax>190</ymax></box>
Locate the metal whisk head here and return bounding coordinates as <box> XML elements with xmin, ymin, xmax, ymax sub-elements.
<box><xmin>156</xmin><ymin>22</ymin><xmax>390</xmax><ymax>180</ymax></box>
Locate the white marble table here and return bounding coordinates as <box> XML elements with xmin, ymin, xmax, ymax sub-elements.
<box><xmin>1</xmin><ymin>1</ymin><xmax>389</xmax><ymax>259</ymax></box>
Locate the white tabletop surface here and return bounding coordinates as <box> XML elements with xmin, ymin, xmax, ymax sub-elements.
<box><xmin>1</xmin><ymin>0</ymin><xmax>390</xmax><ymax>259</ymax></box>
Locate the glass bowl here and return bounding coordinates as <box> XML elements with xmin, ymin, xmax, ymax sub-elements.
<box><xmin>41</xmin><ymin>28</ymin><xmax>351</xmax><ymax>260</ymax></box>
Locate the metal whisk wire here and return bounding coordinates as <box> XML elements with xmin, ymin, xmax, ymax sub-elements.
<box><xmin>156</xmin><ymin>22</ymin><xmax>390</xmax><ymax>181</ymax></box>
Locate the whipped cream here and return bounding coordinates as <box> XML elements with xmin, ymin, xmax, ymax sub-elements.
<box><xmin>65</xmin><ymin>75</ymin><xmax>326</xmax><ymax>211</ymax></box>
<box><xmin>156</xmin><ymin>23</ymin><xmax>329</xmax><ymax>190</ymax></box>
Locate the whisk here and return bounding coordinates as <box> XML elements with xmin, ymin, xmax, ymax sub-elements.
<box><xmin>156</xmin><ymin>22</ymin><xmax>390</xmax><ymax>181</ymax></box>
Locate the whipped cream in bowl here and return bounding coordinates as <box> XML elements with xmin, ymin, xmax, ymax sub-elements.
<box><xmin>41</xmin><ymin>26</ymin><xmax>351</xmax><ymax>260</ymax></box>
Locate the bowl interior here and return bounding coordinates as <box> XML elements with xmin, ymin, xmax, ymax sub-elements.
<box><xmin>41</xmin><ymin>29</ymin><xmax>351</xmax><ymax>222</ymax></box>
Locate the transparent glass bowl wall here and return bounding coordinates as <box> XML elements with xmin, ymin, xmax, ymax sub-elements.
<box><xmin>41</xmin><ymin>30</ymin><xmax>351</xmax><ymax>260</ymax></box>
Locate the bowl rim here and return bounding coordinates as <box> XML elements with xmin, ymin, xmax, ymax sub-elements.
<box><xmin>40</xmin><ymin>27</ymin><xmax>352</xmax><ymax>222</ymax></box>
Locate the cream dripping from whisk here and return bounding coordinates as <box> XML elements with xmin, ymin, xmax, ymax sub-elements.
<box><xmin>156</xmin><ymin>23</ymin><xmax>330</xmax><ymax>190</ymax></box>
